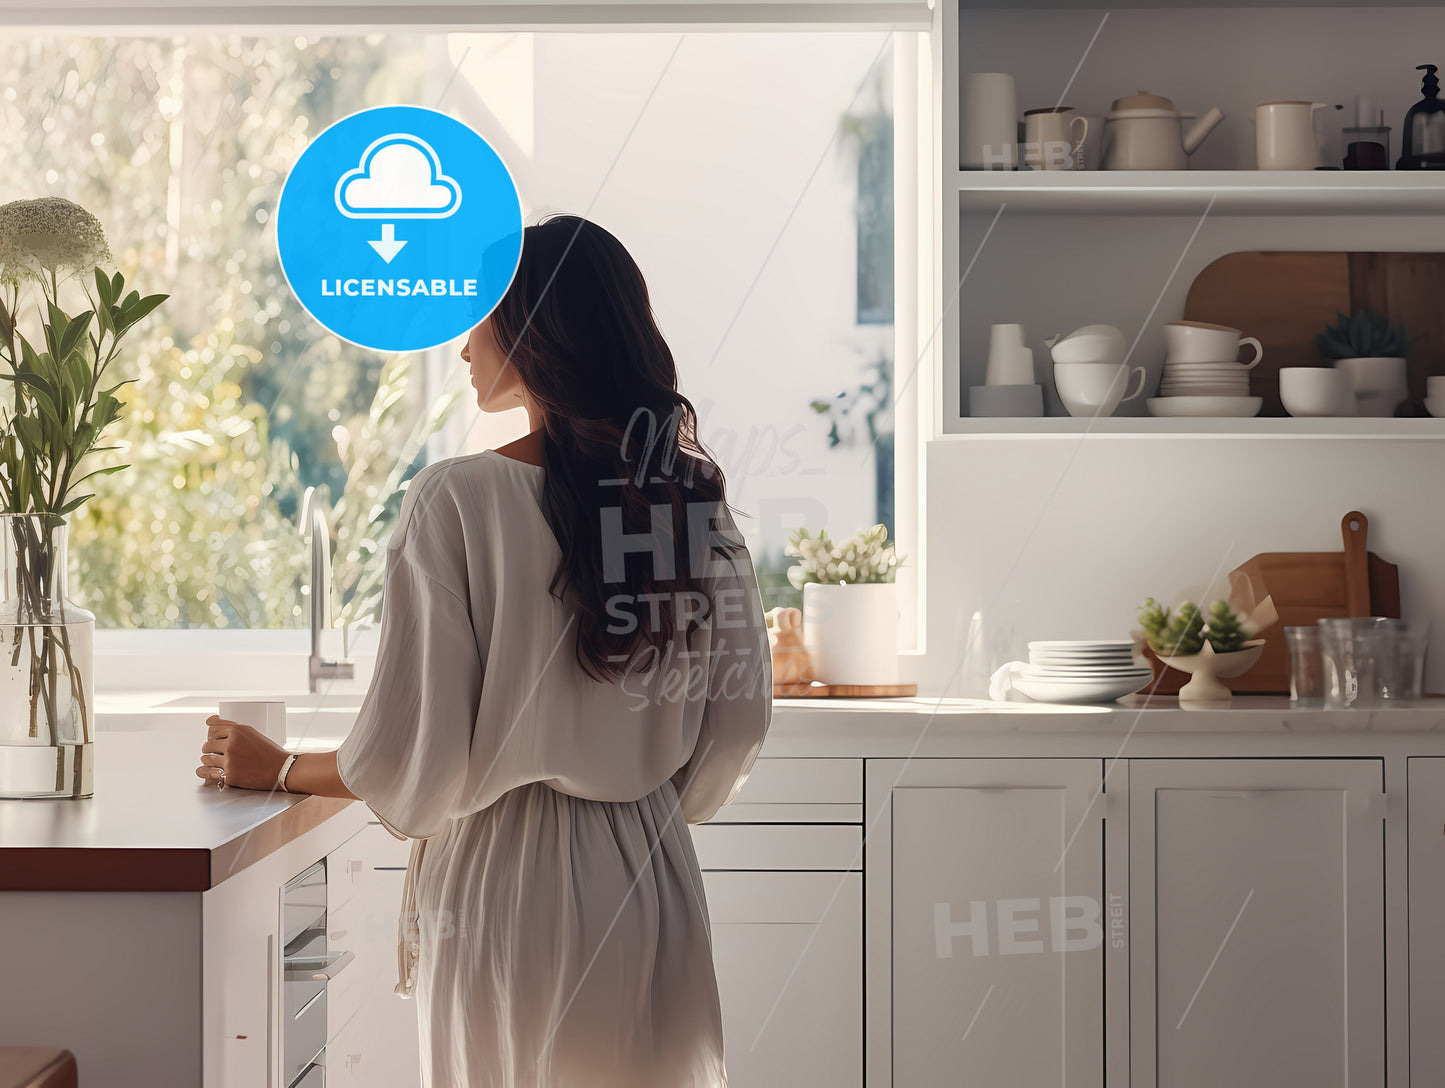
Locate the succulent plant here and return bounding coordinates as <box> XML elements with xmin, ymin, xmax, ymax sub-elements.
<box><xmin>1138</xmin><ymin>596</ymin><xmax>1252</xmax><ymax>657</ymax></box>
<box><xmin>1204</xmin><ymin>599</ymin><xmax>1247</xmax><ymax>653</ymax></box>
<box><xmin>1315</xmin><ymin>309</ymin><xmax>1419</xmax><ymax>360</ymax></box>
<box><xmin>785</xmin><ymin>524</ymin><xmax>902</xmax><ymax>588</ymax></box>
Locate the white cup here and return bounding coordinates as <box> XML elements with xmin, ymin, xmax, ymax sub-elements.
<box><xmin>1163</xmin><ymin>321</ymin><xmax>1264</xmax><ymax>367</ymax></box>
<box><xmin>218</xmin><ymin>700</ymin><xmax>288</xmax><ymax>745</ymax></box>
<box><xmin>1428</xmin><ymin>376</ymin><xmax>1445</xmax><ymax>399</ymax></box>
<box><xmin>961</xmin><ymin>73</ymin><xmax>1018</xmax><ymax>170</ymax></box>
<box><xmin>1254</xmin><ymin>101</ymin><xmax>1327</xmax><ymax>170</ymax></box>
<box><xmin>985</xmin><ymin>323</ymin><xmax>1035</xmax><ymax>386</ymax></box>
<box><xmin>1023</xmin><ymin>107</ymin><xmax>1089</xmax><ymax>171</ymax></box>
<box><xmin>1054</xmin><ymin>362</ymin><xmax>1148</xmax><ymax>418</ymax></box>
<box><xmin>1279</xmin><ymin>367</ymin><xmax>1351</xmax><ymax>417</ymax></box>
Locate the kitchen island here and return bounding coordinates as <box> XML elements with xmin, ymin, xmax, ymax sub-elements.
<box><xmin>0</xmin><ymin>729</ymin><xmax>369</xmax><ymax>1087</ymax></box>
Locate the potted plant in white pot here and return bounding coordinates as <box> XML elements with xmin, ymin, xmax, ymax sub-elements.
<box><xmin>1316</xmin><ymin>309</ymin><xmax>1421</xmax><ymax>418</ymax></box>
<box><xmin>0</xmin><ymin>197</ymin><xmax>167</xmax><ymax>798</ymax></box>
<box><xmin>786</xmin><ymin>524</ymin><xmax>903</xmax><ymax>686</ymax></box>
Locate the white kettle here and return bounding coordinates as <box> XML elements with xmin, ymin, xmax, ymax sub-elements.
<box><xmin>1101</xmin><ymin>90</ymin><xmax>1225</xmax><ymax>170</ymax></box>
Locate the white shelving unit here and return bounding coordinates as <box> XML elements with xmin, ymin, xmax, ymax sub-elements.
<box><xmin>938</xmin><ymin>0</ymin><xmax>1445</xmax><ymax>437</ymax></box>
<box><xmin>942</xmin><ymin>415</ymin><xmax>1445</xmax><ymax>438</ymax></box>
<box><xmin>955</xmin><ymin>170</ymin><xmax>1445</xmax><ymax>217</ymax></box>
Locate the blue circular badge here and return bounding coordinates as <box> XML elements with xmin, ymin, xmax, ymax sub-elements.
<box><xmin>275</xmin><ymin>105</ymin><xmax>523</xmax><ymax>353</ymax></box>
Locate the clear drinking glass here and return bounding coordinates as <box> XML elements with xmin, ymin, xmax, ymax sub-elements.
<box><xmin>1284</xmin><ymin>626</ymin><xmax>1325</xmax><ymax>707</ymax></box>
<box><xmin>1383</xmin><ymin>620</ymin><xmax>1431</xmax><ymax>703</ymax></box>
<box><xmin>1318</xmin><ymin>617</ymin><xmax>1390</xmax><ymax>709</ymax></box>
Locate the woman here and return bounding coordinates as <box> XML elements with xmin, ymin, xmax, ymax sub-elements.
<box><xmin>196</xmin><ymin>214</ymin><xmax>773</xmax><ymax>1087</ymax></box>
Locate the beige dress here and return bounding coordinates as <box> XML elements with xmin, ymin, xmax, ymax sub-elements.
<box><xmin>335</xmin><ymin>449</ymin><xmax>772</xmax><ymax>1088</ymax></box>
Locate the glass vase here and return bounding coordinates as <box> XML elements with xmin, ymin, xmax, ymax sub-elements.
<box><xmin>0</xmin><ymin>514</ymin><xmax>95</xmax><ymax>798</ymax></box>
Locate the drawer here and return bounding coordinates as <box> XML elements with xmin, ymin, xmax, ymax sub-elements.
<box><xmin>690</xmin><ymin>823</ymin><xmax>860</xmax><ymax>871</ymax></box>
<box><xmin>732</xmin><ymin>759</ymin><xmax>862</xmax><ymax>805</ymax></box>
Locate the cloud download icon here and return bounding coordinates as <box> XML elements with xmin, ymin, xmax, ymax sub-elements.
<box><xmin>276</xmin><ymin>105</ymin><xmax>523</xmax><ymax>353</ymax></box>
<box><xmin>335</xmin><ymin>135</ymin><xmax>463</xmax><ymax>263</ymax></box>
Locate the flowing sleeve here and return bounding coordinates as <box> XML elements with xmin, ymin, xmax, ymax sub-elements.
<box><xmin>335</xmin><ymin>469</ymin><xmax>483</xmax><ymax>840</ymax></box>
<box><xmin>670</xmin><ymin>518</ymin><xmax>773</xmax><ymax>825</ymax></box>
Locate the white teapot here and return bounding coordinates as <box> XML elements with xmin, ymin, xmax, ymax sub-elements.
<box><xmin>1101</xmin><ymin>90</ymin><xmax>1225</xmax><ymax>170</ymax></box>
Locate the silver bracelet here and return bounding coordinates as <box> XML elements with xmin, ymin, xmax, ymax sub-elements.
<box><xmin>277</xmin><ymin>752</ymin><xmax>301</xmax><ymax>793</ymax></box>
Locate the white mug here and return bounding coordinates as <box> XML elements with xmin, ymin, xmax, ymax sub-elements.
<box><xmin>218</xmin><ymin>700</ymin><xmax>288</xmax><ymax>745</ymax></box>
<box><xmin>985</xmin><ymin>323</ymin><xmax>1034</xmax><ymax>386</ymax></box>
<box><xmin>1054</xmin><ymin>362</ymin><xmax>1148</xmax><ymax>418</ymax></box>
<box><xmin>1254</xmin><ymin>101</ymin><xmax>1327</xmax><ymax>170</ymax></box>
<box><xmin>961</xmin><ymin>73</ymin><xmax>1018</xmax><ymax>170</ymax></box>
<box><xmin>1023</xmin><ymin>107</ymin><xmax>1089</xmax><ymax>171</ymax></box>
<box><xmin>1163</xmin><ymin>321</ymin><xmax>1264</xmax><ymax>367</ymax></box>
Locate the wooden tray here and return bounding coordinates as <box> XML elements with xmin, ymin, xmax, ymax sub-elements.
<box><xmin>773</xmin><ymin>682</ymin><xmax>918</xmax><ymax>698</ymax></box>
<box><xmin>1146</xmin><ymin>511</ymin><xmax>1400</xmax><ymax>696</ymax></box>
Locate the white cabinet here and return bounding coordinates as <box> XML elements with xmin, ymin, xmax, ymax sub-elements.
<box><xmin>866</xmin><ymin>758</ymin><xmax>1107</xmax><ymax>1088</ymax></box>
<box><xmin>1409</xmin><ymin>758</ymin><xmax>1445</xmax><ymax>1085</ymax></box>
<box><xmin>696</xmin><ymin>757</ymin><xmax>864</xmax><ymax>1087</ymax></box>
<box><xmin>326</xmin><ymin>822</ymin><xmax>421</xmax><ymax>1088</ymax></box>
<box><xmin>1129</xmin><ymin>759</ymin><xmax>1385</xmax><ymax>1088</ymax></box>
<box><xmin>704</xmin><ymin>870</ymin><xmax>862</xmax><ymax>1087</ymax></box>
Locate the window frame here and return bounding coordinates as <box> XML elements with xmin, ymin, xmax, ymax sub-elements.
<box><xmin>10</xmin><ymin>16</ymin><xmax>932</xmax><ymax>674</ymax></box>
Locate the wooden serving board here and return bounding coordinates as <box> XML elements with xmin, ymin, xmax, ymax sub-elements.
<box><xmin>773</xmin><ymin>682</ymin><xmax>918</xmax><ymax>698</ymax></box>
<box><xmin>1229</xmin><ymin>511</ymin><xmax>1400</xmax><ymax>695</ymax></box>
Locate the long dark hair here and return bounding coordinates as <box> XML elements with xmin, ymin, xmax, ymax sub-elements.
<box><xmin>488</xmin><ymin>214</ymin><xmax>743</xmax><ymax>684</ymax></box>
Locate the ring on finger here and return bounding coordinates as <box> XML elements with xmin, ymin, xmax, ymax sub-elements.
<box><xmin>216</xmin><ymin>767</ymin><xmax>228</xmax><ymax>790</ymax></box>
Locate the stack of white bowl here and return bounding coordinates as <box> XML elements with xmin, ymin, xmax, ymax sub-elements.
<box><xmin>1011</xmin><ymin>640</ymin><xmax>1154</xmax><ymax>704</ymax></box>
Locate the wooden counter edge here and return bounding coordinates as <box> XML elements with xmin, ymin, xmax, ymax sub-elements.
<box><xmin>0</xmin><ymin>1048</ymin><xmax>78</xmax><ymax>1088</ymax></box>
<box><xmin>0</xmin><ymin>796</ymin><xmax>358</xmax><ymax>892</ymax></box>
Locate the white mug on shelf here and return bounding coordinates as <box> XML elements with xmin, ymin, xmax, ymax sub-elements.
<box><xmin>960</xmin><ymin>73</ymin><xmax>1018</xmax><ymax>170</ymax></box>
<box><xmin>1163</xmin><ymin>321</ymin><xmax>1264</xmax><ymax>367</ymax></box>
<box><xmin>1023</xmin><ymin>107</ymin><xmax>1089</xmax><ymax>171</ymax></box>
<box><xmin>218</xmin><ymin>700</ymin><xmax>288</xmax><ymax>745</ymax></box>
<box><xmin>984</xmin><ymin>323</ymin><xmax>1035</xmax><ymax>386</ymax></box>
<box><xmin>1253</xmin><ymin>101</ymin><xmax>1328</xmax><ymax>170</ymax></box>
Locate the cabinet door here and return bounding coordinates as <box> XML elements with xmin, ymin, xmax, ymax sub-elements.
<box><xmin>867</xmin><ymin>758</ymin><xmax>1106</xmax><ymax>1088</ymax></box>
<box><xmin>703</xmin><ymin>870</ymin><xmax>862</xmax><ymax>1088</ymax></box>
<box><xmin>1130</xmin><ymin>759</ymin><xmax>1384</xmax><ymax>1088</ymax></box>
<box><xmin>326</xmin><ymin>823</ymin><xmax>420</xmax><ymax>1088</ymax></box>
<box><xmin>1409</xmin><ymin>758</ymin><xmax>1445</xmax><ymax>1084</ymax></box>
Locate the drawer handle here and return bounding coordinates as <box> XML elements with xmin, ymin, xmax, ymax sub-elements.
<box><xmin>284</xmin><ymin>948</ymin><xmax>354</xmax><ymax>982</ymax></box>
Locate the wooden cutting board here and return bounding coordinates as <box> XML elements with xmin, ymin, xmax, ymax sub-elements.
<box><xmin>1228</xmin><ymin>511</ymin><xmax>1401</xmax><ymax>694</ymax></box>
<box><xmin>773</xmin><ymin>682</ymin><xmax>918</xmax><ymax>698</ymax></box>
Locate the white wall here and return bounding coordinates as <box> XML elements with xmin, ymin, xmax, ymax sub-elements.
<box><xmin>437</xmin><ymin>30</ymin><xmax>896</xmax><ymax>558</ymax></box>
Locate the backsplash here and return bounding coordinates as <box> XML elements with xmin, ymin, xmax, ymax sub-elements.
<box><xmin>920</xmin><ymin>436</ymin><xmax>1445</xmax><ymax>697</ymax></box>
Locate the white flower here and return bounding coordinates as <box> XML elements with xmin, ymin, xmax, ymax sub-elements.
<box><xmin>0</xmin><ymin>197</ymin><xmax>113</xmax><ymax>286</ymax></box>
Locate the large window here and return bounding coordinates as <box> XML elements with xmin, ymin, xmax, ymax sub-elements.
<box><xmin>0</xmin><ymin>29</ymin><xmax>905</xmax><ymax>628</ymax></box>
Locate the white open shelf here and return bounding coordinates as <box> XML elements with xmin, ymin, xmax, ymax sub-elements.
<box><xmin>945</xmin><ymin>416</ymin><xmax>1445</xmax><ymax>438</ymax></box>
<box><xmin>955</xmin><ymin>170</ymin><xmax>1445</xmax><ymax>216</ymax></box>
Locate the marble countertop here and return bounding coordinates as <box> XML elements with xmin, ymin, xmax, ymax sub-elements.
<box><xmin>0</xmin><ymin>730</ymin><xmax>359</xmax><ymax>892</ymax></box>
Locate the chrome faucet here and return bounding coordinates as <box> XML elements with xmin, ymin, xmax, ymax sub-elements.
<box><xmin>302</xmin><ymin>486</ymin><xmax>354</xmax><ymax>693</ymax></box>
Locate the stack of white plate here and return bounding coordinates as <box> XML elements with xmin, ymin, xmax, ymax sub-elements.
<box><xmin>1149</xmin><ymin>360</ymin><xmax>1263</xmax><ymax>418</ymax></box>
<box><xmin>1012</xmin><ymin>640</ymin><xmax>1154</xmax><ymax>704</ymax></box>
<box><xmin>1159</xmin><ymin>361</ymin><xmax>1251</xmax><ymax>398</ymax></box>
